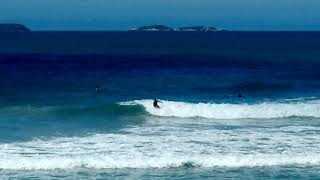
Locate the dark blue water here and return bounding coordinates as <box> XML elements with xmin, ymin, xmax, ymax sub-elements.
<box><xmin>0</xmin><ymin>32</ymin><xmax>320</xmax><ymax>179</ymax></box>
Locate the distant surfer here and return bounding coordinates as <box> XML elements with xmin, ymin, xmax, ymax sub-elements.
<box><xmin>153</xmin><ymin>99</ymin><xmax>162</xmax><ymax>109</ymax></box>
<box><xmin>96</xmin><ymin>85</ymin><xmax>102</xmax><ymax>93</ymax></box>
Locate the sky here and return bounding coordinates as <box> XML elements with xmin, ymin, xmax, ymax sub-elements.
<box><xmin>1</xmin><ymin>0</ymin><xmax>320</xmax><ymax>30</ymax></box>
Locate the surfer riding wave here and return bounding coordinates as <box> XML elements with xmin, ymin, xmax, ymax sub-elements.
<box><xmin>153</xmin><ymin>99</ymin><xmax>162</xmax><ymax>108</ymax></box>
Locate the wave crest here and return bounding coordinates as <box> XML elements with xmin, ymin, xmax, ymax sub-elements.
<box><xmin>120</xmin><ymin>99</ymin><xmax>320</xmax><ymax>119</ymax></box>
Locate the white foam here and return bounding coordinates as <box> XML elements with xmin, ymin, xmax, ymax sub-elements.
<box><xmin>120</xmin><ymin>99</ymin><xmax>320</xmax><ymax>119</ymax></box>
<box><xmin>1</xmin><ymin>123</ymin><xmax>320</xmax><ymax>170</ymax></box>
<box><xmin>1</xmin><ymin>153</ymin><xmax>319</xmax><ymax>170</ymax></box>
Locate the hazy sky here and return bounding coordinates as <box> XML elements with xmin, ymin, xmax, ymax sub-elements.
<box><xmin>1</xmin><ymin>0</ymin><xmax>319</xmax><ymax>30</ymax></box>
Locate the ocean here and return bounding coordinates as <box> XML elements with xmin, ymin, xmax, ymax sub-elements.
<box><xmin>0</xmin><ymin>31</ymin><xmax>320</xmax><ymax>179</ymax></box>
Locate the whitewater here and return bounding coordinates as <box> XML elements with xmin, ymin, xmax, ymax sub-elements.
<box><xmin>120</xmin><ymin>99</ymin><xmax>320</xmax><ymax>119</ymax></box>
<box><xmin>1</xmin><ymin>122</ymin><xmax>320</xmax><ymax>170</ymax></box>
<box><xmin>0</xmin><ymin>98</ymin><xmax>319</xmax><ymax>172</ymax></box>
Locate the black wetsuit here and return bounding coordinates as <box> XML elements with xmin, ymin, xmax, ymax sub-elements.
<box><xmin>153</xmin><ymin>99</ymin><xmax>160</xmax><ymax>108</ymax></box>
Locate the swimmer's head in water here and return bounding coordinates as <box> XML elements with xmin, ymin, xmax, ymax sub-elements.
<box><xmin>96</xmin><ymin>86</ymin><xmax>102</xmax><ymax>93</ymax></box>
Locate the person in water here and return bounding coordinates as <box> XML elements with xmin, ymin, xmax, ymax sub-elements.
<box><xmin>96</xmin><ymin>86</ymin><xmax>102</xmax><ymax>93</ymax></box>
<box><xmin>153</xmin><ymin>99</ymin><xmax>162</xmax><ymax>108</ymax></box>
<box><xmin>237</xmin><ymin>93</ymin><xmax>245</xmax><ymax>98</ymax></box>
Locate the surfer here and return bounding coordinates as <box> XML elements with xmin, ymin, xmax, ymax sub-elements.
<box><xmin>153</xmin><ymin>99</ymin><xmax>161</xmax><ymax>109</ymax></box>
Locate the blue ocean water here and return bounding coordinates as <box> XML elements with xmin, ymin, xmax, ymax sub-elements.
<box><xmin>1</xmin><ymin>32</ymin><xmax>320</xmax><ymax>179</ymax></box>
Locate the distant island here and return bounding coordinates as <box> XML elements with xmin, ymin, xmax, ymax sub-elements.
<box><xmin>130</xmin><ymin>25</ymin><xmax>174</xmax><ymax>32</ymax></box>
<box><xmin>0</xmin><ymin>23</ymin><xmax>226</xmax><ymax>32</ymax></box>
<box><xmin>130</xmin><ymin>25</ymin><xmax>226</xmax><ymax>32</ymax></box>
<box><xmin>0</xmin><ymin>24</ymin><xmax>31</xmax><ymax>32</ymax></box>
<box><xmin>176</xmin><ymin>26</ymin><xmax>224</xmax><ymax>32</ymax></box>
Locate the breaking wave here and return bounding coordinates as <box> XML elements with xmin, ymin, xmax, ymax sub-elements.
<box><xmin>1</xmin><ymin>131</ymin><xmax>320</xmax><ymax>170</ymax></box>
<box><xmin>120</xmin><ymin>99</ymin><xmax>320</xmax><ymax>119</ymax></box>
<box><xmin>1</xmin><ymin>154</ymin><xmax>320</xmax><ymax>170</ymax></box>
